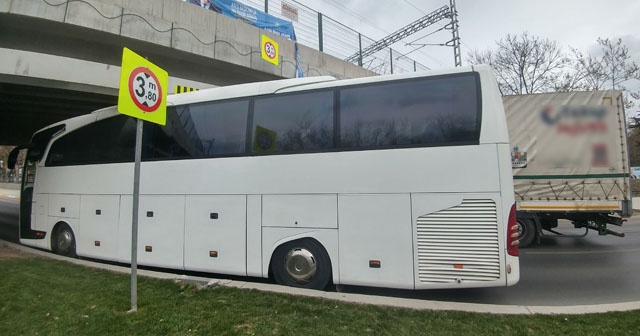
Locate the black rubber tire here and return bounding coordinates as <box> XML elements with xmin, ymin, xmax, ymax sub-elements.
<box><xmin>271</xmin><ymin>239</ymin><xmax>332</xmax><ymax>290</ymax></box>
<box><xmin>52</xmin><ymin>224</ymin><xmax>77</xmax><ymax>257</ymax></box>
<box><xmin>517</xmin><ymin>218</ymin><xmax>537</xmax><ymax>248</ymax></box>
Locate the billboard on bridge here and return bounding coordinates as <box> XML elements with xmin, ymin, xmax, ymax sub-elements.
<box><xmin>185</xmin><ymin>0</ymin><xmax>303</xmax><ymax>77</ymax></box>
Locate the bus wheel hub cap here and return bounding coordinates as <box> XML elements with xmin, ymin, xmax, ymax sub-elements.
<box><xmin>284</xmin><ymin>248</ymin><xmax>316</xmax><ymax>282</ymax></box>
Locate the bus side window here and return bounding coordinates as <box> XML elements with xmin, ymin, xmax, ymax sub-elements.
<box><xmin>143</xmin><ymin>101</ymin><xmax>249</xmax><ymax>160</ymax></box>
<box><xmin>339</xmin><ymin>75</ymin><xmax>480</xmax><ymax>149</ymax></box>
<box><xmin>46</xmin><ymin>115</ymin><xmax>135</xmax><ymax>166</ymax></box>
<box><xmin>252</xmin><ymin>91</ymin><xmax>334</xmax><ymax>153</ymax></box>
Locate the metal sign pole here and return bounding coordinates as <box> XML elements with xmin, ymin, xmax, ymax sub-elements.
<box><xmin>130</xmin><ymin>118</ymin><xmax>143</xmax><ymax>312</ymax></box>
<box><xmin>118</xmin><ymin>47</ymin><xmax>167</xmax><ymax>312</ymax></box>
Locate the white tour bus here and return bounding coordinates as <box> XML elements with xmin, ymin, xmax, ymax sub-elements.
<box><xmin>10</xmin><ymin>65</ymin><xmax>519</xmax><ymax>290</ymax></box>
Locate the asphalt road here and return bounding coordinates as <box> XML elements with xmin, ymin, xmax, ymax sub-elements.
<box><xmin>0</xmin><ymin>197</ymin><xmax>18</xmax><ymax>243</ymax></box>
<box><xmin>1</xmin><ymin>196</ymin><xmax>639</xmax><ymax>306</ymax></box>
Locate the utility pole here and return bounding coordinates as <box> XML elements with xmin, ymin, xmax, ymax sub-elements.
<box><xmin>346</xmin><ymin>2</ymin><xmax>463</xmax><ymax>69</ymax></box>
<box><xmin>448</xmin><ymin>0</ymin><xmax>462</xmax><ymax>67</ymax></box>
<box><xmin>345</xmin><ymin>6</ymin><xmax>451</xmax><ymax>64</ymax></box>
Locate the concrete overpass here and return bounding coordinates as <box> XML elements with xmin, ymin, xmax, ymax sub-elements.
<box><xmin>0</xmin><ymin>0</ymin><xmax>375</xmax><ymax>145</ymax></box>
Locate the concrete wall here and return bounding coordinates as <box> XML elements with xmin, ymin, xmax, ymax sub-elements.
<box><xmin>0</xmin><ymin>47</ymin><xmax>217</xmax><ymax>95</ymax></box>
<box><xmin>1</xmin><ymin>0</ymin><xmax>375</xmax><ymax>80</ymax></box>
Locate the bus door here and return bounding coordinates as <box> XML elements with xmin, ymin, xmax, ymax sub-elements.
<box><xmin>8</xmin><ymin>125</ymin><xmax>65</xmax><ymax>239</ymax></box>
<box><xmin>8</xmin><ymin>145</ymin><xmax>37</xmax><ymax>239</ymax></box>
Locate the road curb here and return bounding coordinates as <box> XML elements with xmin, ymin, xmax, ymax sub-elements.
<box><xmin>2</xmin><ymin>239</ymin><xmax>639</xmax><ymax>315</ymax></box>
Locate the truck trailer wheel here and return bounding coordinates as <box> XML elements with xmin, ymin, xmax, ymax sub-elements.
<box><xmin>517</xmin><ymin>218</ymin><xmax>537</xmax><ymax>248</ymax></box>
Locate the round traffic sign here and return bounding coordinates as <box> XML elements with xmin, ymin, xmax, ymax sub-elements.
<box><xmin>264</xmin><ymin>41</ymin><xmax>276</xmax><ymax>60</ymax></box>
<box><xmin>128</xmin><ymin>67</ymin><xmax>163</xmax><ymax>113</ymax></box>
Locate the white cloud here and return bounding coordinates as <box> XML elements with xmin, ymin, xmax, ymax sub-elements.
<box><xmin>294</xmin><ymin>0</ymin><xmax>639</xmax><ymax>70</ymax></box>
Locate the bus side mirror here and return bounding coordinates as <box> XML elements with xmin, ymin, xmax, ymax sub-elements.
<box><xmin>8</xmin><ymin>147</ymin><xmax>19</xmax><ymax>170</ymax></box>
<box><xmin>7</xmin><ymin>145</ymin><xmax>29</xmax><ymax>170</ymax></box>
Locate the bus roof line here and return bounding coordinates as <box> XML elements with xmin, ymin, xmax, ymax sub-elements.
<box><xmin>272</xmin><ymin>76</ymin><xmax>337</xmax><ymax>94</ymax></box>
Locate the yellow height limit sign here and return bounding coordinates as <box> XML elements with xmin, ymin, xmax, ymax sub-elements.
<box><xmin>117</xmin><ymin>47</ymin><xmax>169</xmax><ymax>313</ymax></box>
<box><xmin>261</xmin><ymin>34</ymin><xmax>279</xmax><ymax>66</ymax></box>
<box><xmin>118</xmin><ymin>47</ymin><xmax>168</xmax><ymax>125</ymax></box>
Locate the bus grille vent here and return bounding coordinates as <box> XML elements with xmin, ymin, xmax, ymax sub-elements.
<box><xmin>416</xmin><ymin>199</ymin><xmax>501</xmax><ymax>284</ymax></box>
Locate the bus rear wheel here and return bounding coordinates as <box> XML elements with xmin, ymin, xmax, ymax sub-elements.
<box><xmin>52</xmin><ymin>224</ymin><xmax>76</xmax><ymax>257</ymax></box>
<box><xmin>271</xmin><ymin>239</ymin><xmax>331</xmax><ymax>290</ymax></box>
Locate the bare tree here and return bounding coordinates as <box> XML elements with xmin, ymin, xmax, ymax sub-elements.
<box><xmin>552</xmin><ymin>47</ymin><xmax>598</xmax><ymax>92</ymax></box>
<box><xmin>467</xmin><ymin>32</ymin><xmax>568</xmax><ymax>95</ymax></box>
<box><xmin>571</xmin><ymin>38</ymin><xmax>639</xmax><ymax>90</ymax></box>
<box><xmin>0</xmin><ymin>146</ymin><xmax>13</xmax><ymax>165</ymax></box>
<box><xmin>467</xmin><ymin>49</ymin><xmax>494</xmax><ymax>68</ymax></box>
<box><xmin>569</xmin><ymin>37</ymin><xmax>640</xmax><ymax>109</ymax></box>
<box><xmin>568</xmin><ymin>48</ymin><xmax>607</xmax><ymax>90</ymax></box>
<box><xmin>599</xmin><ymin>38</ymin><xmax>640</xmax><ymax>89</ymax></box>
<box><xmin>0</xmin><ymin>146</ymin><xmax>15</xmax><ymax>181</ymax></box>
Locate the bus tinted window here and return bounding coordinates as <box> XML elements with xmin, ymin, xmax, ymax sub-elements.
<box><xmin>30</xmin><ymin>125</ymin><xmax>65</xmax><ymax>162</ymax></box>
<box><xmin>190</xmin><ymin>100</ymin><xmax>248</xmax><ymax>155</ymax></box>
<box><xmin>339</xmin><ymin>74</ymin><xmax>480</xmax><ymax>149</ymax></box>
<box><xmin>47</xmin><ymin>115</ymin><xmax>136</xmax><ymax>166</ymax></box>
<box><xmin>143</xmin><ymin>101</ymin><xmax>249</xmax><ymax>160</ymax></box>
<box><xmin>252</xmin><ymin>91</ymin><xmax>334</xmax><ymax>153</ymax></box>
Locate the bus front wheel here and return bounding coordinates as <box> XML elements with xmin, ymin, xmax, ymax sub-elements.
<box><xmin>52</xmin><ymin>223</ymin><xmax>76</xmax><ymax>257</ymax></box>
<box><xmin>271</xmin><ymin>239</ymin><xmax>332</xmax><ymax>290</ymax></box>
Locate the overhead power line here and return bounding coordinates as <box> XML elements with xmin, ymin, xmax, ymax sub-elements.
<box><xmin>345</xmin><ymin>5</ymin><xmax>452</xmax><ymax>64</ymax></box>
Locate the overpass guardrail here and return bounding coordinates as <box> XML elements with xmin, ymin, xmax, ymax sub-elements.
<box><xmin>232</xmin><ymin>0</ymin><xmax>432</xmax><ymax>75</ymax></box>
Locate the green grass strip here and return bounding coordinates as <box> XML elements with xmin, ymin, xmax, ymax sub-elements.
<box><xmin>1</xmin><ymin>257</ymin><xmax>639</xmax><ymax>335</ymax></box>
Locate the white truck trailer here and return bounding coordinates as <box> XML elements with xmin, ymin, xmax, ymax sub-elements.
<box><xmin>503</xmin><ymin>90</ymin><xmax>633</xmax><ymax>247</ymax></box>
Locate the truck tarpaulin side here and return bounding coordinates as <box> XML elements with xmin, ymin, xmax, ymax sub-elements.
<box><xmin>503</xmin><ymin>91</ymin><xmax>632</xmax><ymax>246</ymax></box>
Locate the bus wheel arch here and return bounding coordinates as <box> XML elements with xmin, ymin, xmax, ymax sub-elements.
<box><xmin>51</xmin><ymin>222</ymin><xmax>77</xmax><ymax>257</ymax></box>
<box><xmin>269</xmin><ymin>238</ymin><xmax>332</xmax><ymax>290</ymax></box>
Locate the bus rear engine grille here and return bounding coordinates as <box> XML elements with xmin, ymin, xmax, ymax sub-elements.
<box><xmin>416</xmin><ymin>199</ymin><xmax>501</xmax><ymax>284</ymax></box>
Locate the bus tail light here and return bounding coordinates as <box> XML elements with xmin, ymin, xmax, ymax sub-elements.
<box><xmin>507</xmin><ymin>203</ymin><xmax>519</xmax><ymax>256</ymax></box>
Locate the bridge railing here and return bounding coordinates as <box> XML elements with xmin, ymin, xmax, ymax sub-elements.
<box><xmin>238</xmin><ymin>0</ymin><xmax>431</xmax><ymax>75</ymax></box>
